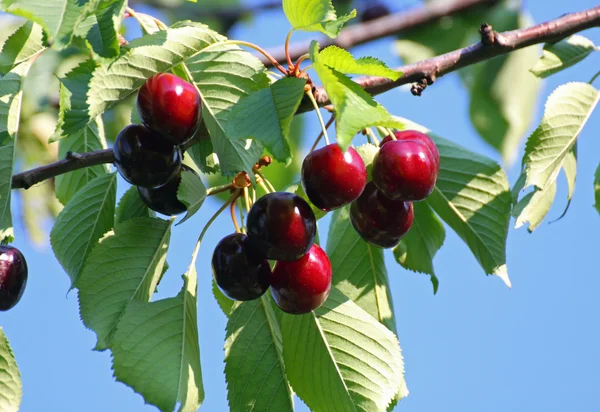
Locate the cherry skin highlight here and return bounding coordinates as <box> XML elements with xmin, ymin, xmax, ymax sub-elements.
<box><xmin>137</xmin><ymin>164</ymin><xmax>195</xmax><ymax>216</ymax></box>
<box><xmin>301</xmin><ymin>144</ymin><xmax>367</xmax><ymax>211</ymax></box>
<box><xmin>372</xmin><ymin>139</ymin><xmax>437</xmax><ymax>201</ymax></box>
<box><xmin>381</xmin><ymin>130</ymin><xmax>440</xmax><ymax>171</ymax></box>
<box><xmin>212</xmin><ymin>233</ymin><xmax>271</xmax><ymax>301</ymax></box>
<box><xmin>246</xmin><ymin>192</ymin><xmax>316</xmax><ymax>261</ymax></box>
<box><xmin>0</xmin><ymin>245</ymin><xmax>28</xmax><ymax>311</ymax></box>
<box><xmin>270</xmin><ymin>244</ymin><xmax>332</xmax><ymax>314</ymax></box>
<box><xmin>350</xmin><ymin>182</ymin><xmax>414</xmax><ymax>248</ymax></box>
<box><xmin>137</xmin><ymin>73</ymin><xmax>201</xmax><ymax>145</ymax></box>
<box><xmin>113</xmin><ymin>124</ymin><xmax>182</xmax><ymax>188</ymax></box>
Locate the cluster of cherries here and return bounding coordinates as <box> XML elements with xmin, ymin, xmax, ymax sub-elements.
<box><xmin>113</xmin><ymin>73</ymin><xmax>202</xmax><ymax>215</ymax></box>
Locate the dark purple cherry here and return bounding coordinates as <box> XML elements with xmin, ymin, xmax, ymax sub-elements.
<box><xmin>270</xmin><ymin>244</ymin><xmax>332</xmax><ymax>314</ymax></box>
<box><xmin>372</xmin><ymin>139</ymin><xmax>437</xmax><ymax>201</ymax></box>
<box><xmin>350</xmin><ymin>182</ymin><xmax>414</xmax><ymax>248</ymax></box>
<box><xmin>113</xmin><ymin>124</ymin><xmax>182</xmax><ymax>188</ymax></box>
<box><xmin>360</xmin><ymin>2</ymin><xmax>390</xmax><ymax>22</ymax></box>
<box><xmin>212</xmin><ymin>233</ymin><xmax>271</xmax><ymax>301</ymax></box>
<box><xmin>381</xmin><ymin>130</ymin><xmax>440</xmax><ymax>171</ymax></box>
<box><xmin>137</xmin><ymin>164</ymin><xmax>196</xmax><ymax>216</ymax></box>
<box><xmin>246</xmin><ymin>192</ymin><xmax>316</xmax><ymax>261</ymax></box>
<box><xmin>0</xmin><ymin>245</ymin><xmax>28</xmax><ymax>311</ymax></box>
<box><xmin>137</xmin><ymin>73</ymin><xmax>201</xmax><ymax>145</ymax></box>
<box><xmin>301</xmin><ymin>144</ymin><xmax>367</xmax><ymax>211</ymax></box>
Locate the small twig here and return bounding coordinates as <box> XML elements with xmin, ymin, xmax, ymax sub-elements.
<box><xmin>309</xmin><ymin>114</ymin><xmax>336</xmax><ymax>153</ymax></box>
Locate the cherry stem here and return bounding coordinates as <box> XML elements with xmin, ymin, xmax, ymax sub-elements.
<box><xmin>256</xmin><ymin>172</ymin><xmax>276</xmax><ymax>193</ymax></box>
<box><xmin>207</xmin><ymin>183</ymin><xmax>235</xmax><ymax>196</ymax></box>
<box><xmin>243</xmin><ymin>187</ymin><xmax>251</xmax><ymax>213</ymax></box>
<box><xmin>299</xmin><ymin>65</ymin><xmax>313</xmax><ymax>75</ymax></box>
<box><xmin>237</xmin><ymin>197</ymin><xmax>246</xmax><ymax>232</ymax></box>
<box><xmin>285</xmin><ymin>30</ymin><xmax>294</xmax><ymax>69</ymax></box>
<box><xmin>230</xmin><ymin>40</ymin><xmax>288</xmax><ymax>74</ymax></box>
<box><xmin>309</xmin><ymin>113</ymin><xmax>335</xmax><ymax>153</ymax></box>
<box><xmin>295</xmin><ymin>53</ymin><xmax>310</xmax><ymax>68</ymax></box>
<box><xmin>196</xmin><ymin>190</ymin><xmax>240</xmax><ymax>246</ymax></box>
<box><xmin>230</xmin><ymin>194</ymin><xmax>241</xmax><ymax>233</ymax></box>
<box><xmin>590</xmin><ymin>70</ymin><xmax>600</xmax><ymax>85</ymax></box>
<box><xmin>365</xmin><ymin>128</ymin><xmax>380</xmax><ymax>146</ymax></box>
<box><xmin>306</xmin><ymin>91</ymin><xmax>330</xmax><ymax>145</ymax></box>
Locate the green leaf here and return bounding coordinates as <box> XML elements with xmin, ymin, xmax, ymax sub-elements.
<box><xmin>282</xmin><ymin>288</ymin><xmax>406</xmax><ymax>411</ymax></box>
<box><xmin>283</xmin><ymin>0</ymin><xmax>356</xmax><ymax>38</ymax></box>
<box><xmin>55</xmin><ymin>117</ymin><xmax>109</xmax><ymax>205</ymax></box>
<box><xmin>0</xmin><ymin>21</ymin><xmax>45</xmax><ymax>74</ymax></box>
<box><xmin>226</xmin><ymin>77</ymin><xmax>306</xmax><ymax>164</ymax></box>
<box><xmin>0</xmin><ymin>59</ymin><xmax>37</xmax><ymax>242</ymax></box>
<box><xmin>310</xmin><ymin>41</ymin><xmax>404</xmax><ymax>149</ymax></box>
<box><xmin>0</xmin><ymin>327</ymin><xmax>22</xmax><ymax>412</ymax></box>
<box><xmin>522</xmin><ymin>83</ymin><xmax>599</xmax><ymax>192</ymax></box>
<box><xmin>468</xmin><ymin>11</ymin><xmax>541</xmax><ymax>165</ymax></box>
<box><xmin>224</xmin><ymin>296</ymin><xmax>294</xmax><ymax>411</ymax></box>
<box><xmin>400</xmin><ymin>119</ymin><xmax>512</xmax><ymax>287</ymax></box>
<box><xmin>326</xmin><ymin>206</ymin><xmax>397</xmax><ymax>333</ymax></box>
<box><xmin>513</xmin><ymin>182</ymin><xmax>557</xmax><ymax>233</ymax></box>
<box><xmin>77</xmin><ymin>217</ymin><xmax>172</xmax><ymax>350</ymax></box>
<box><xmin>393</xmin><ymin>202</ymin><xmax>444</xmax><ymax>293</ymax></box>
<box><xmin>111</xmin><ymin>258</ymin><xmax>203</xmax><ymax>412</ymax></box>
<box><xmin>318</xmin><ymin>46</ymin><xmax>402</xmax><ymax>80</ymax></box>
<box><xmin>1</xmin><ymin>0</ymin><xmax>89</xmax><ymax>49</ymax></box>
<box><xmin>115</xmin><ymin>186</ymin><xmax>154</xmax><ymax>224</ymax></box>
<box><xmin>60</xmin><ymin>23</ymin><xmax>226</xmax><ymax>137</ymax></box>
<box><xmin>74</xmin><ymin>0</ymin><xmax>127</xmax><ymax>58</ymax></box>
<box><xmin>530</xmin><ymin>35</ymin><xmax>597</xmax><ymax>78</ymax></box>
<box><xmin>554</xmin><ymin>146</ymin><xmax>577</xmax><ymax>222</ymax></box>
<box><xmin>187</xmin><ymin>138</ymin><xmax>219</xmax><ymax>175</ymax></box>
<box><xmin>50</xmin><ymin>173</ymin><xmax>117</xmax><ymax>286</ymax></box>
<box><xmin>177</xmin><ymin>168</ymin><xmax>207</xmax><ymax>224</ymax></box>
<box><xmin>594</xmin><ymin>163</ymin><xmax>600</xmax><ymax>216</ymax></box>
<box><xmin>212</xmin><ymin>278</ymin><xmax>234</xmax><ymax>316</ymax></box>
<box><xmin>187</xmin><ymin>43</ymin><xmax>270</xmax><ymax>176</ymax></box>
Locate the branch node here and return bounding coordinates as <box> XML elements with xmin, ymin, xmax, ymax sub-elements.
<box><xmin>410</xmin><ymin>76</ymin><xmax>434</xmax><ymax>97</ymax></box>
<box><xmin>65</xmin><ymin>151</ymin><xmax>83</xmax><ymax>161</ymax></box>
<box><xmin>479</xmin><ymin>22</ymin><xmax>497</xmax><ymax>46</ymax></box>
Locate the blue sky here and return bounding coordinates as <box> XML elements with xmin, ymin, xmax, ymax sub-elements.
<box><xmin>2</xmin><ymin>0</ymin><xmax>600</xmax><ymax>411</ymax></box>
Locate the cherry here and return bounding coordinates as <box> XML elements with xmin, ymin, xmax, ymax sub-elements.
<box><xmin>381</xmin><ymin>130</ymin><xmax>440</xmax><ymax>171</ymax></box>
<box><xmin>350</xmin><ymin>182</ymin><xmax>414</xmax><ymax>248</ymax></box>
<box><xmin>270</xmin><ymin>244</ymin><xmax>332</xmax><ymax>314</ymax></box>
<box><xmin>372</xmin><ymin>139</ymin><xmax>437</xmax><ymax>201</ymax></box>
<box><xmin>212</xmin><ymin>233</ymin><xmax>271</xmax><ymax>301</ymax></box>
<box><xmin>360</xmin><ymin>2</ymin><xmax>390</xmax><ymax>22</ymax></box>
<box><xmin>137</xmin><ymin>73</ymin><xmax>201</xmax><ymax>145</ymax></box>
<box><xmin>0</xmin><ymin>245</ymin><xmax>28</xmax><ymax>311</ymax></box>
<box><xmin>137</xmin><ymin>165</ymin><xmax>196</xmax><ymax>216</ymax></box>
<box><xmin>246</xmin><ymin>192</ymin><xmax>316</xmax><ymax>261</ymax></box>
<box><xmin>113</xmin><ymin>124</ymin><xmax>182</xmax><ymax>188</ymax></box>
<box><xmin>301</xmin><ymin>144</ymin><xmax>367</xmax><ymax>211</ymax></box>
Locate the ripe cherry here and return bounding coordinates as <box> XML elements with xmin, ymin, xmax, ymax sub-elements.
<box><xmin>350</xmin><ymin>182</ymin><xmax>414</xmax><ymax>248</ymax></box>
<box><xmin>381</xmin><ymin>130</ymin><xmax>440</xmax><ymax>171</ymax></box>
<box><xmin>137</xmin><ymin>73</ymin><xmax>201</xmax><ymax>145</ymax></box>
<box><xmin>270</xmin><ymin>244</ymin><xmax>332</xmax><ymax>314</ymax></box>
<box><xmin>372</xmin><ymin>139</ymin><xmax>437</xmax><ymax>201</ymax></box>
<box><xmin>246</xmin><ymin>192</ymin><xmax>316</xmax><ymax>261</ymax></box>
<box><xmin>137</xmin><ymin>165</ymin><xmax>196</xmax><ymax>216</ymax></box>
<box><xmin>113</xmin><ymin>124</ymin><xmax>182</xmax><ymax>188</ymax></box>
<box><xmin>212</xmin><ymin>233</ymin><xmax>271</xmax><ymax>301</ymax></box>
<box><xmin>0</xmin><ymin>245</ymin><xmax>28</xmax><ymax>311</ymax></box>
<box><xmin>301</xmin><ymin>144</ymin><xmax>367</xmax><ymax>211</ymax></box>
<box><xmin>360</xmin><ymin>2</ymin><xmax>390</xmax><ymax>22</ymax></box>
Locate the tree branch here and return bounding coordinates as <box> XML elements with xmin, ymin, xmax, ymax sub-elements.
<box><xmin>10</xmin><ymin>5</ymin><xmax>600</xmax><ymax>191</ymax></box>
<box><xmin>302</xmin><ymin>4</ymin><xmax>600</xmax><ymax>111</ymax></box>
<box><xmin>261</xmin><ymin>0</ymin><xmax>500</xmax><ymax>67</ymax></box>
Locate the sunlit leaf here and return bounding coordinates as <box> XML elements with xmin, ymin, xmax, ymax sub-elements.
<box><xmin>0</xmin><ymin>327</ymin><xmax>22</xmax><ymax>412</ymax></box>
<box><xmin>318</xmin><ymin>45</ymin><xmax>402</xmax><ymax>80</ymax></box>
<box><xmin>283</xmin><ymin>0</ymin><xmax>356</xmax><ymax>38</ymax></box>
<box><xmin>530</xmin><ymin>35</ymin><xmax>597</xmax><ymax>78</ymax></box>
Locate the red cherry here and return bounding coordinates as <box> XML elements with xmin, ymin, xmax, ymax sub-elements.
<box><xmin>301</xmin><ymin>144</ymin><xmax>367</xmax><ymax>211</ymax></box>
<box><xmin>270</xmin><ymin>244</ymin><xmax>332</xmax><ymax>314</ymax></box>
<box><xmin>372</xmin><ymin>139</ymin><xmax>437</xmax><ymax>201</ymax></box>
<box><xmin>350</xmin><ymin>182</ymin><xmax>414</xmax><ymax>248</ymax></box>
<box><xmin>137</xmin><ymin>73</ymin><xmax>201</xmax><ymax>145</ymax></box>
<box><xmin>246</xmin><ymin>192</ymin><xmax>316</xmax><ymax>261</ymax></box>
<box><xmin>381</xmin><ymin>130</ymin><xmax>440</xmax><ymax>171</ymax></box>
<box><xmin>0</xmin><ymin>245</ymin><xmax>28</xmax><ymax>311</ymax></box>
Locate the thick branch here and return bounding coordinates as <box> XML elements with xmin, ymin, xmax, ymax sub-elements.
<box><xmin>303</xmin><ymin>4</ymin><xmax>600</xmax><ymax>110</ymax></box>
<box><xmin>11</xmin><ymin>150</ymin><xmax>114</xmax><ymax>190</ymax></box>
<box><xmin>10</xmin><ymin>5</ymin><xmax>600</xmax><ymax>190</ymax></box>
<box><xmin>261</xmin><ymin>0</ymin><xmax>500</xmax><ymax>67</ymax></box>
